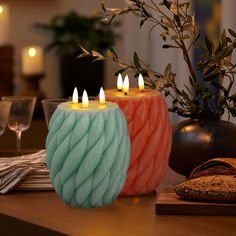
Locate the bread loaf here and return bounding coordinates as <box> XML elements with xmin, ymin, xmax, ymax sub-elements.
<box><xmin>175</xmin><ymin>175</ymin><xmax>236</xmax><ymax>203</ymax></box>
<box><xmin>175</xmin><ymin>158</ymin><xmax>236</xmax><ymax>203</ymax></box>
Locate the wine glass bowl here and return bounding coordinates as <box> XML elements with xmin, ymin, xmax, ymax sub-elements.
<box><xmin>2</xmin><ymin>96</ymin><xmax>36</xmax><ymax>152</ymax></box>
<box><xmin>41</xmin><ymin>98</ymin><xmax>69</xmax><ymax>128</ymax></box>
<box><xmin>0</xmin><ymin>101</ymin><xmax>11</xmax><ymax>136</ymax></box>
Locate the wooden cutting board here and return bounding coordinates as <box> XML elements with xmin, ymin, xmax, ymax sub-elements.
<box><xmin>156</xmin><ymin>189</ymin><xmax>236</xmax><ymax>216</ymax></box>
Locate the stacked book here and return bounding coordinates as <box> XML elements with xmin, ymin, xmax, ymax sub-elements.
<box><xmin>0</xmin><ymin>150</ymin><xmax>53</xmax><ymax>194</ymax></box>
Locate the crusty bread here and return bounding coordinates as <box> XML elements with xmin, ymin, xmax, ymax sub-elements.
<box><xmin>175</xmin><ymin>175</ymin><xmax>236</xmax><ymax>203</ymax></box>
<box><xmin>190</xmin><ymin>166</ymin><xmax>236</xmax><ymax>179</ymax></box>
<box><xmin>189</xmin><ymin>158</ymin><xmax>236</xmax><ymax>179</ymax></box>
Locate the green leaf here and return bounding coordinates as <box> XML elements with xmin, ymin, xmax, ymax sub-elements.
<box><xmin>162</xmin><ymin>44</ymin><xmax>178</xmax><ymax>49</ymax></box>
<box><xmin>202</xmin><ymin>93</ymin><xmax>212</xmax><ymax>101</ymax></box>
<box><xmin>189</xmin><ymin>76</ymin><xmax>195</xmax><ymax>87</ymax></box>
<box><xmin>181</xmin><ymin>90</ymin><xmax>190</xmax><ymax>99</ymax></box>
<box><xmin>230</xmin><ymin>93</ymin><xmax>236</xmax><ymax>101</ymax></box>
<box><xmin>228</xmin><ymin>29</ymin><xmax>236</xmax><ymax>38</ymax></box>
<box><xmin>133</xmin><ymin>52</ymin><xmax>141</xmax><ymax>68</ymax></box>
<box><xmin>114</xmin><ymin>68</ymin><xmax>128</xmax><ymax>76</ymax></box>
<box><xmin>217</xmin><ymin>47</ymin><xmax>233</xmax><ymax>58</ymax></box>
<box><xmin>193</xmin><ymin>30</ymin><xmax>201</xmax><ymax>45</ymax></box>
<box><xmin>203</xmin><ymin>65</ymin><xmax>217</xmax><ymax>76</ymax></box>
<box><xmin>164</xmin><ymin>63</ymin><xmax>172</xmax><ymax>77</ymax></box>
<box><xmin>226</xmin><ymin>37</ymin><xmax>232</xmax><ymax>43</ymax></box>
<box><xmin>161</xmin><ymin>24</ymin><xmax>169</xmax><ymax>31</ymax></box>
<box><xmin>174</xmin><ymin>15</ymin><xmax>182</xmax><ymax>28</ymax></box>
<box><xmin>205</xmin><ymin>35</ymin><xmax>213</xmax><ymax>53</ymax></box>
<box><xmin>141</xmin><ymin>7</ymin><xmax>151</xmax><ymax>18</ymax></box>
<box><xmin>101</xmin><ymin>2</ymin><xmax>106</xmax><ymax>12</ymax></box>
<box><xmin>140</xmin><ymin>18</ymin><xmax>148</xmax><ymax>28</ymax></box>
<box><xmin>163</xmin><ymin>0</ymin><xmax>171</xmax><ymax>9</ymax></box>
<box><xmin>204</xmin><ymin>73</ymin><xmax>220</xmax><ymax>81</ymax></box>
<box><xmin>108</xmin><ymin>47</ymin><xmax>118</xmax><ymax>59</ymax></box>
<box><xmin>161</xmin><ymin>20</ymin><xmax>174</xmax><ymax>30</ymax></box>
<box><xmin>198</xmin><ymin>59</ymin><xmax>210</xmax><ymax>71</ymax></box>
<box><xmin>221</xmin><ymin>29</ymin><xmax>227</xmax><ymax>47</ymax></box>
<box><xmin>211</xmin><ymin>81</ymin><xmax>228</xmax><ymax>96</ymax></box>
<box><xmin>215</xmin><ymin>42</ymin><xmax>223</xmax><ymax>53</ymax></box>
<box><xmin>77</xmin><ymin>53</ymin><xmax>91</xmax><ymax>59</ymax></box>
<box><xmin>184</xmin><ymin>84</ymin><xmax>193</xmax><ymax>95</ymax></box>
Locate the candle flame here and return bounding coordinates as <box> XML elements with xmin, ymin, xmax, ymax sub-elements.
<box><xmin>123</xmin><ymin>75</ymin><xmax>129</xmax><ymax>95</ymax></box>
<box><xmin>117</xmin><ymin>73</ymin><xmax>123</xmax><ymax>91</ymax></box>
<box><xmin>72</xmin><ymin>87</ymin><xmax>79</xmax><ymax>104</ymax></box>
<box><xmin>99</xmin><ymin>87</ymin><xmax>106</xmax><ymax>105</ymax></box>
<box><xmin>138</xmin><ymin>74</ymin><xmax>145</xmax><ymax>92</ymax></box>
<box><xmin>82</xmin><ymin>90</ymin><xmax>89</xmax><ymax>108</ymax></box>
<box><xmin>28</xmin><ymin>47</ymin><xmax>37</xmax><ymax>58</ymax></box>
<box><xmin>0</xmin><ymin>6</ymin><xmax>3</xmax><ymax>14</ymax></box>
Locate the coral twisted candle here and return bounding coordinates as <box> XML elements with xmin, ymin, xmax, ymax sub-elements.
<box><xmin>46</xmin><ymin>92</ymin><xmax>130</xmax><ymax>208</ymax></box>
<box><xmin>105</xmin><ymin>87</ymin><xmax>172</xmax><ymax>195</ymax></box>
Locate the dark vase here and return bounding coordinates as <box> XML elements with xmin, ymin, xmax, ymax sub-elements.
<box><xmin>60</xmin><ymin>55</ymin><xmax>104</xmax><ymax>98</ymax></box>
<box><xmin>169</xmin><ymin>118</ymin><xmax>236</xmax><ymax>177</ymax></box>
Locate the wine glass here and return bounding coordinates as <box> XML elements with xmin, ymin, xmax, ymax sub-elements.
<box><xmin>2</xmin><ymin>96</ymin><xmax>36</xmax><ymax>152</ymax></box>
<box><xmin>41</xmin><ymin>98</ymin><xmax>68</xmax><ymax>128</ymax></box>
<box><xmin>0</xmin><ymin>101</ymin><xmax>11</xmax><ymax>136</ymax></box>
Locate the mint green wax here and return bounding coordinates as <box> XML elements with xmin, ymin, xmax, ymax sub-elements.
<box><xmin>46</xmin><ymin>101</ymin><xmax>130</xmax><ymax>208</ymax></box>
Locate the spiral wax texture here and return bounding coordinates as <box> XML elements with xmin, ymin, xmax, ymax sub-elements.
<box><xmin>105</xmin><ymin>89</ymin><xmax>172</xmax><ymax>195</ymax></box>
<box><xmin>46</xmin><ymin>102</ymin><xmax>130</xmax><ymax>208</ymax></box>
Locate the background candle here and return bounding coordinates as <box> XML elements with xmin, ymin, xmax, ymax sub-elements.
<box><xmin>0</xmin><ymin>4</ymin><xmax>10</xmax><ymax>45</ymax></box>
<box><xmin>46</xmin><ymin>101</ymin><xmax>130</xmax><ymax>208</ymax></box>
<box><xmin>105</xmin><ymin>88</ymin><xmax>172</xmax><ymax>195</ymax></box>
<box><xmin>21</xmin><ymin>46</ymin><xmax>43</xmax><ymax>75</ymax></box>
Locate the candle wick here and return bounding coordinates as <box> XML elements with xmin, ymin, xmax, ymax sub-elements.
<box><xmin>125</xmin><ymin>92</ymin><xmax>128</xmax><ymax>96</ymax></box>
<box><xmin>118</xmin><ymin>89</ymin><xmax>122</xmax><ymax>92</ymax></box>
<box><xmin>141</xmin><ymin>90</ymin><xmax>144</xmax><ymax>93</ymax></box>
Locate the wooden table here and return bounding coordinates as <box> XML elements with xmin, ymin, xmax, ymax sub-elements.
<box><xmin>0</xmin><ymin>191</ymin><xmax>236</xmax><ymax>236</ymax></box>
<box><xmin>0</xmin><ymin>122</ymin><xmax>235</xmax><ymax>235</ymax></box>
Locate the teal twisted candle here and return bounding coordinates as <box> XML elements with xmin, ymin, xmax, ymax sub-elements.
<box><xmin>46</xmin><ymin>101</ymin><xmax>130</xmax><ymax>208</ymax></box>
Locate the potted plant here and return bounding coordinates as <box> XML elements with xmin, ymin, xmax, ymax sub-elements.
<box><xmin>80</xmin><ymin>0</ymin><xmax>236</xmax><ymax>177</ymax></box>
<box><xmin>35</xmin><ymin>11</ymin><xmax>119</xmax><ymax>97</ymax></box>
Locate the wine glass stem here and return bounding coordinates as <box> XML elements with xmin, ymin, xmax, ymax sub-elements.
<box><xmin>16</xmin><ymin>131</ymin><xmax>22</xmax><ymax>152</ymax></box>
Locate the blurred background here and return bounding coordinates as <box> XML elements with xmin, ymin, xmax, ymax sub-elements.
<box><xmin>0</xmin><ymin>0</ymin><xmax>235</xmax><ymax>122</ymax></box>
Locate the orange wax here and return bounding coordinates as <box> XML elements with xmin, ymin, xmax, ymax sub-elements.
<box><xmin>105</xmin><ymin>88</ymin><xmax>172</xmax><ymax>195</ymax></box>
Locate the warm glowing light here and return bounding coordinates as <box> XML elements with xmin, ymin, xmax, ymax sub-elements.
<box><xmin>99</xmin><ymin>87</ymin><xmax>106</xmax><ymax>105</ymax></box>
<box><xmin>117</xmin><ymin>73</ymin><xmax>123</xmax><ymax>91</ymax></box>
<box><xmin>0</xmin><ymin>6</ymin><xmax>3</xmax><ymax>14</ymax></box>
<box><xmin>72</xmin><ymin>87</ymin><xmax>79</xmax><ymax>104</ymax></box>
<box><xmin>138</xmin><ymin>74</ymin><xmax>145</xmax><ymax>92</ymax></box>
<box><xmin>28</xmin><ymin>47</ymin><xmax>37</xmax><ymax>58</ymax></box>
<box><xmin>82</xmin><ymin>90</ymin><xmax>89</xmax><ymax>108</ymax></box>
<box><xmin>123</xmin><ymin>75</ymin><xmax>129</xmax><ymax>95</ymax></box>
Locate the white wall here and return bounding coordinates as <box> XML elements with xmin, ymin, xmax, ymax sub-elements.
<box><xmin>3</xmin><ymin>0</ymin><xmax>235</xmax><ymax>123</ymax></box>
